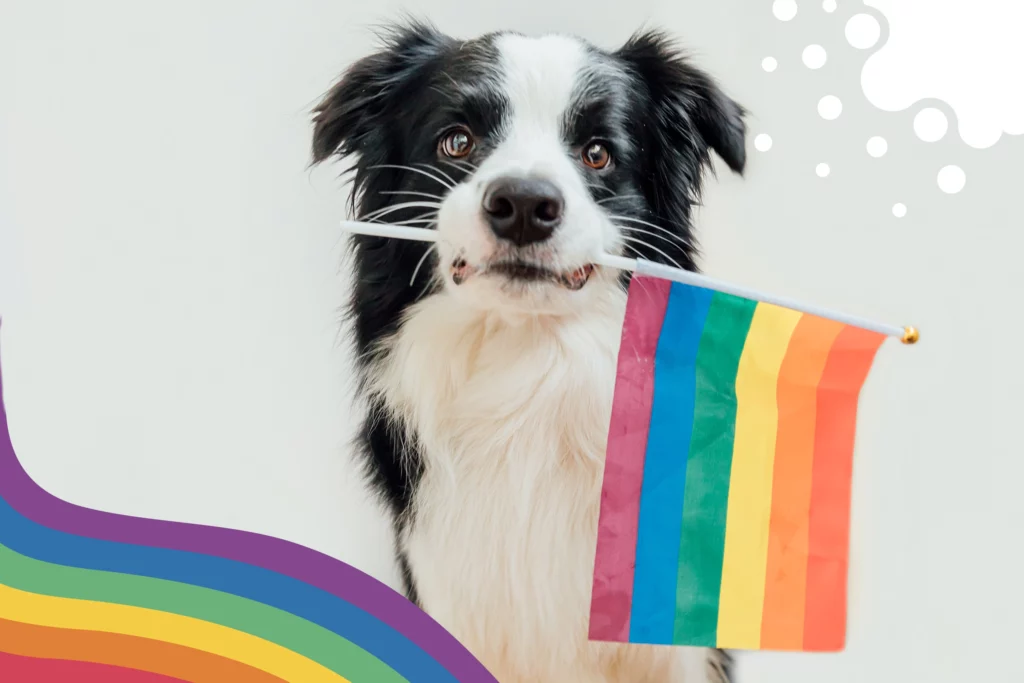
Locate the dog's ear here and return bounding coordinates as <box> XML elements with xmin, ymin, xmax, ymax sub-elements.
<box><xmin>311</xmin><ymin>21</ymin><xmax>453</xmax><ymax>164</ymax></box>
<box><xmin>616</xmin><ymin>30</ymin><xmax>746</xmax><ymax>174</ymax></box>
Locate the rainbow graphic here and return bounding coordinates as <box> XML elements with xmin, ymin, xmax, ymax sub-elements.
<box><xmin>0</xmin><ymin>324</ymin><xmax>497</xmax><ymax>682</ymax></box>
<box><xmin>589</xmin><ymin>275</ymin><xmax>885</xmax><ymax>652</ymax></box>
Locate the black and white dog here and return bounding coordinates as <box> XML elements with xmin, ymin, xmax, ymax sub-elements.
<box><xmin>311</xmin><ymin>21</ymin><xmax>746</xmax><ymax>683</ymax></box>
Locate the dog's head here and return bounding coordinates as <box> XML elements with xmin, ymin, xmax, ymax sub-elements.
<box><xmin>312</xmin><ymin>21</ymin><xmax>745</xmax><ymax>333</ymax></box>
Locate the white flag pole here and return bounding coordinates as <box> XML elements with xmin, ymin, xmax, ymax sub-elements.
<box><xmin>339</xmin><ymin>220</ymin><xmax>919</xmax><ymax>344</ymax></box>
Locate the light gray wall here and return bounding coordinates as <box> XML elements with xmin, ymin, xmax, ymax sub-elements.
<box><xmin>2</xmin><ymin>1</ymin><xmax>1021</xmax><ymax>680</ymax></box>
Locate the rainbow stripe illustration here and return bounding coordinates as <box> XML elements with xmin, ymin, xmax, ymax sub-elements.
<box><xmin>0</xmin><ymin>324</ymin><xmax>497</xmax><ymax>682</ymax></box>
<box><xmin>589</xmin><ymin>275</ymin><xmax>885</xmax><ymax>652</ymax></box>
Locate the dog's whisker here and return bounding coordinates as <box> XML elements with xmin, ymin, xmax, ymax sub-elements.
<box><xmin>369</xmin><ymin>164</ymin><xmax>456</xmax><ymax>191</ymax></box>
<box><xmin>584</xmin><ymin>182</ymin><xmax>615</xmax><ymax>197</ymax></box>
<box><xmin>380</xmin><ymin>190</ymin><xmax>448</xmax><ymax>201</ymax></box>
<box><xmin>364</xmin><ymin>206</ymin><xmax>439</xmax><ymax>228</ymax></box>
<box><xmin>596</xmin><ymin>194</ymin><xmax>643</xmax><ymax>205</ymax></box>
<box><xmin>619</xmin><ymin>235</ymin><xmax>685</xmax><ymax>270</ymax></box>
<box><xmin>615</xmin><ymin>223</ymin><xmax>690</xmax><ymax>251</ymax></box>
<box><xmin>360</xmin><ymin>201</ymin><xmax>442</xmax><ymax>222</ymax></box>
<box><xmin>618</xmin><ymin>225</ymin><xmax>690</xmax><ymax>251</ymax></box>
<box><xmin>369</xmin><ymin>217</ymin><xmax>438</xmax><ymax>227</ymax></box>
<box><xmin>620</xmin><ymin>242</ymin><xmax>643</xmax><ymax>260</ymax></box>
<box><xmin>416</xmin><ymin>162</ymin><xmax>458</xmax><ymax>188</ymax></box>
<box><xmin>361</xmin><ymin>200</ymin><xmax>441</xmax><ymax>220</ymax></box>
<box><xmin>438</xmin><ymin>158</ymin><xmax>479</xmax><ymax>173</ymax></box>
<box><xmin>410</xmin><ymin>242</ymin><xmax>438</xmax><ymax>286</ymax></box>
<box><xmin>620</xmin><ymin>207</ymin><xmax>694</xmax><ymax>231</ymax></box>
<box><xmin>609</xmin><ymin>214</ymin><xmax>693</xmax><ymax>249</ymax></box>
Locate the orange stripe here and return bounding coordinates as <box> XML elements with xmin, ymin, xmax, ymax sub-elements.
<box><xmin>0</xmin><ymin>617</ymin><xmax>287</xmax><ymax>683</ymax></box>
<box><xmin>759</xmin><ymin>316</ymin><xmax>844</xmax><ymax>650</ymax></box>
<box><xmin>802</xmin><ymin>326</ymin><xmax>885</xmax><ymax>651</ymax></box>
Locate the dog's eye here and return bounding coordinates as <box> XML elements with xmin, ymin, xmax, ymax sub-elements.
<box><xmin>582</xmin><ymin>142</ymin><xmax>611</xmax><ymax>170</ymax></box>
<box><xmin>440</xmin><ymin>128</ymin><xmax>474</xmax><ymax>158</ymax></box>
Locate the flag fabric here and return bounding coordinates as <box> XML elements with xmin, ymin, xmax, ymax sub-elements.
<box><xmin>588</xmin><ymin>272</ymin><xmax>886</xmax><ymax>652</ymax></box>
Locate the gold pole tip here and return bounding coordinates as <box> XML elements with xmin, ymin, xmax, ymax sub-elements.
<box><xmin>901</xmin><ymin>326</ymin><xmax>920</xmax><ymax>345</ymax></box>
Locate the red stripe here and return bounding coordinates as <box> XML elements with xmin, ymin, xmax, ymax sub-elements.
<box><xmin>0</xmin><ymin>651</ymin><xmax>187</xmax><ymax>682</ymax></box>
<box><xmin>589</xmin><ymin>275</ymin><xmax>671</xmax><ymax>642</ymax></box>
<box><xmin>802</xmin><ymin>326</ymin><xmax>885</xmax><ymax>651</ymax></box>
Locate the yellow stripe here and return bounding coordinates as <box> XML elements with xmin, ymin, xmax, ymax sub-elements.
<box><xmin>717</xmin><ymin>304</ymin><xmax>802</xmax><ymax>649</ymax></box>
<box><xmin>0</xmin><ymin>583</ymin><xmax>347</xmax><ymax>683</ymax></box>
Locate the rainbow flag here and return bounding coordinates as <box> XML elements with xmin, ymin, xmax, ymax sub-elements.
<box><xmin>589</xmin><ymin>272</ymin><xmax>886</xmax><ymax>652</ymax></box>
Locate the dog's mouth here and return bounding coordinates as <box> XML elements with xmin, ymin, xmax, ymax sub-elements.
<box><xmin>451</xmin><ymin>259</ymin><xmax>595</xmax><ymax>290</ymax></box>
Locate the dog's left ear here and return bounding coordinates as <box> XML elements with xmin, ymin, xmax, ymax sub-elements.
<box><xmin>617</xmin><ymin>30</ymin><xmax>746</xmax><ymax>174</ymax></box>
<box><xmin>311</xmin><ymin>20</ymin><xmax>453</xmax><ymax>165</ymax></box>
<box><xmin>692</xmin><ymin>77</ymin><xmax>746</xmax><ymax>175</ymax></box>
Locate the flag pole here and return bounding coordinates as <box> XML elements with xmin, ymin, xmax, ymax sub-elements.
<box><xmin>339</xmin><ymin>221</ymin><xmax>919</xmax><ymax>344</ymax></box>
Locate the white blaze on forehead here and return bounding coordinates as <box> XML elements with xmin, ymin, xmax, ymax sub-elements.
<box><xmin>435</xmin><ymin>32</ymin><xmax>617</xmax><ymax>287</ymax></box>
<box><xmin>493</xmin><ymin>34</ymin><xmax>587</xmax><ymax>144</ymax></box>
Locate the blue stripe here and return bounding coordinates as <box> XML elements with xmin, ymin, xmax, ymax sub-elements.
<box><xmin>0</xmin><ymin>494</ymin><xmax>456</xmax><ymax>683</ymax></box>
<box><xmin>628</xmin><ymin>282</ymin><xmax>714</xmax><ymax>643</ymax></box>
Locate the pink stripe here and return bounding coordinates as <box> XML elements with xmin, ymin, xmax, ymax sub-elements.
<box><xmin>589</xmin><ymin>275</ymin><xmax>672</xmax><ymax>642</ymax></box>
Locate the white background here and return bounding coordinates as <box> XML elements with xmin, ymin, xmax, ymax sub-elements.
<box><xmin>3</xmin><ymin>1</ymin><xmax>1023</xmax><ymax>681</ymax></box>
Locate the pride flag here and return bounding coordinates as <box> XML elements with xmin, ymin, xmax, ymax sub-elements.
<box><xmin>589</xmin><ymin>271</ymin><xmax>886</xmax><ymax>652</ymax></box>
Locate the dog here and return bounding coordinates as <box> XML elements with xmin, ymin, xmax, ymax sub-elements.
<box><xmin>311</xmin><ymin>20</ymin><xmax>746</xmax><ymax>683</ymax></box>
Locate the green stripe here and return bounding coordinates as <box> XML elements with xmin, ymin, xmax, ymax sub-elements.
<box><xmin>672</xmin><ymin>293</ymin><xmax>757</xmax><ymax>645</ymax></box>
<box><xmin>0</xmin><ymin>542</ymin><xmax>405</xmax><ymax>682</ymax></box>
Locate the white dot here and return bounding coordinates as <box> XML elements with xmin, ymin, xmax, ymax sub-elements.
<box><xmin>818</xmin><ymin>95</ymin><xmax>843</xmax><ymax>120</ymax></box>
<box><xmin>762</xmin><ymin>57</ymin><xmax>778</xmax><ymax>72</ymax></box>
<box><xmin>823</xmin><ymin>0</ymin><xmax>837</xmax><ymax>12</ymax></box>
<box><xmin>866</xmin><ymin>136</ymin><xmax>888</xmax><ymax>157</ymax></box>
<box><xmin>937</xmin><ymin>165</ymin><xmax>966</xmax><ymax>194</ymax></box>
<box><xmin>845</xmin><ymin>14</ymin><xmax>881</xmax><ymax>49</ymax></box>
<box><xmin>816</xmin><ymin>163</ymin><xmax>831</xmax><ymax>177</ymax></box>
<box><xmin>773</xmin><ymin>0</ymin><xmax>798</xmax><ymax>21</ymax></box>
<box><xmin>754</xmin><ymin>134</ymin><xmax>773</xmax><ymax>151</ymax></box>
<box><xmin>913</xmin><ymin>108</ymin><xmax>949</xmax><ymax>142</ymax></box>
<box><xmin>802</xmin><ymin>45</ymin><xmax>827</xmax><ymax>69</ymax></box>
<box><xmin>892</xmin><ymin>203</ymin><xmax>907</xmax><ymax>218</ymax></box>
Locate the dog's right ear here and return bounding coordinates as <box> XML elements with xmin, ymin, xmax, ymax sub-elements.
<box><xmin>311</xmin><ymin>21</ymin><xmax>453</xmax><ymax>164</ymax></box>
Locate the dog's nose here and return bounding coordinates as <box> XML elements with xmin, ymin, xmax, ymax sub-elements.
<box><xmin>482</xmin><ymin>177</ymin><xmax>564</xmax><ymax>246</ymax></box>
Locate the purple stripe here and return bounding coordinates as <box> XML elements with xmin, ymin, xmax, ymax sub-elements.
<box><xmin>0</xmin><ymin>324</ymin><xmax>496</xmax><ymax>683</ymax></box>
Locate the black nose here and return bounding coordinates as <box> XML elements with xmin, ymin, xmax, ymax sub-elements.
<box><xmin>482</xmin><ymin>176</ymin><xmax>564</xmax><ymax>246</ymax></box>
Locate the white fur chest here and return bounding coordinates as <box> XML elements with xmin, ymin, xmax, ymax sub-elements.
<box><xmin>371</xmin><ymin>289</ymin><xmax>639</xmax><ymax>680</ymax></box>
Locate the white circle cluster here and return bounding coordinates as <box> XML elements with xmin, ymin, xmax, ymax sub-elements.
<box><xmin>763</xmin><ymin>6</ymin><xmax>968</xmax><ymax>213</ymax></box>
<box><xmin>845</xmin><ymin>14</ymin><xmax>881</xmax><ymax>49</ymax></box>
<box><xmin>773</xmin><ymin>0</ymin><xmax>798</xmax><ymax>21</ymax></box>
<box><xmin>818</xmin><ymin>95</ymin><xmax>843</xmax><ymax>120</ymax></box>
<box><xmin>867</xmin><ymin>136</ymin><xmax>888</xmax><ymax>157</ymax></box>
<box><xmin>937</xmin><ymin>165</ymin><xmax>966</xmax><ymax>194</ymax></box>
<box><xmin>913</xmin><ymin>108</ymin><xmax>949</xmax><ymax>142</ymax></box>
<box><xmin>802</xmin><ymin>45</ymin><xmax>827</xmax><ymax>69</ymax></box>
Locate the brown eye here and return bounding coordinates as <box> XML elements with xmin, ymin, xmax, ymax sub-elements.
<box><xmin>582</xmin><ymin>142</ymin><xmax>611</xmax><ymax>170</ymax></box>
<box><xmin>440</xmin><ymin>128</ymin><xmax>474</xmax><ymax>158</ymax></box>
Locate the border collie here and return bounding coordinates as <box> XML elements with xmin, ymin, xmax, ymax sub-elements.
<box><xmin>311</xmin><ymin>21</ymin><xmax>746</xmax><ymax>683</ymax></box>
